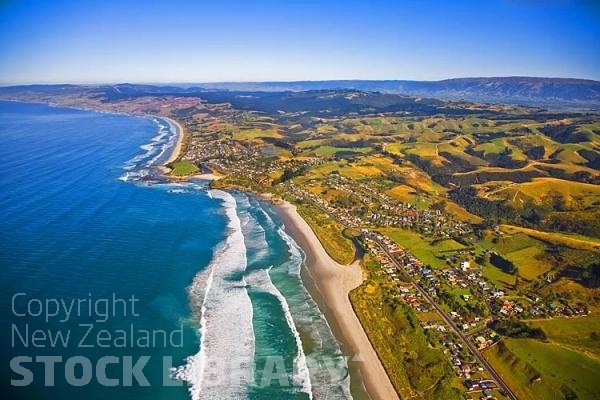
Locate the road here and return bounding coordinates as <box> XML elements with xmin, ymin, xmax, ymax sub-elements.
<box><xmin>373</xmin><ymin>237</ymin><xmax>518</xmax><ymax>400</ymax></box>
<box><xmin>292</xmin><ymin>191</ymin><xmax>518</xmax><ymax>399</ymax></box>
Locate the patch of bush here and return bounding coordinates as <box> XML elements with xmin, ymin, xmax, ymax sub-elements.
<box><xmin>491</xmin><ymin>319</ymin><xmax>547</xmax><ymax>340</ymax></box>
<box><xmin>490</xmin><ymin>252</ymin><xmax>518</xmax><ymax>274</ymax></box>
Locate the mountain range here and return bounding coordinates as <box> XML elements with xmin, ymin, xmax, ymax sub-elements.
<box><xmin>1</xmin><ymin>77</ymin><xmax>599</xmax><ymax>110</ymax></box>
<box><xmin>194</xmin><ymin>77</ymin><xmax>600</xmax><ymax>110</ymax></box>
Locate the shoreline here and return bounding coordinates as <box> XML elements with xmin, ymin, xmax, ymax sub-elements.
<box><xmin>115</xmin><ymin>105</ymin><xmax>396</xmax><ymax>398</ymax></box>
<box><xmin>159</xmin><ymin>116</ymin><xmax>223</xmax><ymax>182</ymax></box>
<box><xmin>158</xmin><ymin>116</ymin><xmax>185</xmax><ymax>177</ymax></box>
<box><xmin>10</xmin><ymin>99</ymin><xmax>396</xmax><ymax>398</ymax></box>
<box><xmin>163</xmin><ymin>116</ymin><xmax>185</xmax><ymax>165</ymax></box>
<box><xmin>275</xmin><ymin>201</ymin><xmax>399</xmax><ymax>400</ymax></box>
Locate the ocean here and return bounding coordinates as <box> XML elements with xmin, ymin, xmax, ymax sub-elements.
<box><xmin>0</xmin><ymin>101</ymin><xmax>350</xmax><ymax>399</ymax></box>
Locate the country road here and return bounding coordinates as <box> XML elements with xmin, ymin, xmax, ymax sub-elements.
<box><xmin>373</xmin><ymin>238</ymin><xmax>518</xmax><ymax>400</ymax></box>
<box><xmin>295</xmin><ymin>192</ymin><xmax>519</xmax><ymax>400</ymax></box>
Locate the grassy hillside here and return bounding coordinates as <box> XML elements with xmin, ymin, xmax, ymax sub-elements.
<box><xmin>296</xmin><ymin>203</ymin><xmax>355</xmax><ymax>265</ymax></box>
<box><xmin>4</xmin><ymin>85</ymin><xmax>600</xmax><ymax>399</ymax></box>
<box><xmin>528</xmin><ymin>315</ymin><xmax>600</xmax><ymax>357</ymax></box>
<box><xmin>350</xmin><ymin>255</ymin><xmax>463</xmax><ymax>399</ymax></box>
<box><xmin>484</xmin><ymin>338</ymin><xmax>600</xmax><ymax>400</ymax></box>
<box><xmin>167</xmin><ymin>160</ymin><xmax>200</xmax><ymax>176</ymax></box>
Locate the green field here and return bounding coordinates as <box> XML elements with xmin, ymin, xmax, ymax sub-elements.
<box><xmin>501</xmin><ymin>225</ymin><xmax>600</xmax><ymax>252</ymax></box>
<box><xmin>485</xmin><ymin>338</ymin><xmax>600</xmax><ymax>400</ymax></box>
<box><xmin>313</xmin><ymin>146</ymin><xmax>372</xmax><ymax>157</ymax></box>
<box><xmin>232</xmin><ymin>127</ymin><xmax>282</xmax><ymax>140</ymax></box>
<box><xmin>350</xmin><ymin>255</ymin><xmax>463</xmax><ymax>399</ymax></box>
<box><xmin>480</xmin><ymin>233</ymin><xmax>550</xmax><ymax>281</ymax></box>
<box><xmin>483</xmin><ymin>263</ymin><xmax>517</xmax><ymax>290</ymax></box>
<box><xmin>380</xmin><ymin>228</ymin><xmax>466</xmax><ymax>269</ymax></box>
<box><xmin>167</xmin><ymin>160</ymin><xmax>199</xmax><ymax>176</ymax></box>
<box><xmin>528</xmin><ymin>315</ymin><xmax>600</xmax><ymax>357</ymax></box>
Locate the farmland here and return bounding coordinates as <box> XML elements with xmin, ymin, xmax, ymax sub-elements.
<box><xmin>484</xmin><ymin>337</ymin><xmax>600</xmax><ymax>400</ymax></box>
<box><xmin>3</xmin><ymin>85</ymin><xmax>599</xmax><ymax>399</ymax></box>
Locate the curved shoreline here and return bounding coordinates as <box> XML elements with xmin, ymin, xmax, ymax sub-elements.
<box><xmin>275</xmin><ymin>201</ymin><xmax>399</xmax><ymax>400</ymax></box>
<box><xmin>114</xmin><ymin>108</ymin><xmax>396</xmax><ymax>398</ymax></box>
<box><xmin>157</xmin><ymin>116</ymin><xmax>185</xmax><ymax>177</ymax></box>
<box><xmin>163</xmin><ymin>116</ymin><xmax>185</xmax><ymax>165</ymax></box>
<box><xmin>160</xmin><ymin>117</ymin><xmax>222</xmax><ymax>181</ymax></box>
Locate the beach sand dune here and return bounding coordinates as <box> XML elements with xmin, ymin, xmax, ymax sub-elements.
<box><xmin>276</xmin><ymin>202</ymin><xmax>399</xmax><ymax>400</ymax></box>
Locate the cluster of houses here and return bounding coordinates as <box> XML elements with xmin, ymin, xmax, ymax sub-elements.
<box><xmin>182</xmin><ymin>121</ymin><xmax>588</xmax><ymax>399</ymax></box>
<box><xmin>464</xmin><ymin>379</ymin><xmax>499</xmax><ymax>399</ymax></box>
<box><xmin>489</xmin><ymin>293</ymin><xmax>588</xmax><ymax>319</ymax></box>
<box><xmin>367</xmin><ymin>206</ymin><xmax>472</xmax><ymax>239</ymax></box>
<box><xmin>288</xmin><ymin>183</ymin><xmax>366</xmax><ymax>228</ymax></box>
<box><xmin>359</xmin><ymin>234</ymin><xmax>508</xmax><ymax>396</ymax></box>
<box><xmin>305</xmin><ymin>173</ymin><xmax>472</xmax><ymax>239</ymax></box>
<box><xmin>287</xmin><ymin>177</ymin><xmax>590</xmax><ymax>332</ymax></box>
<box><xmin>439</xmin><ymin>332</ymin><xmax>503</xmax><ymax>398</ymax></box>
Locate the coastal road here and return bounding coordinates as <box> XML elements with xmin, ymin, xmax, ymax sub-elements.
<box><xmin>294</xmin><ymin>192</ymin><xmax>518</xmax><ymax>399</ymax></box>
<box><xmin>373</xmin><ymin>239</ymin><xmax>519</xmax><ymax>400</ymax></box>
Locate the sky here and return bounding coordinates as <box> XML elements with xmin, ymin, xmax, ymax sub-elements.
<box><xmin>0</xmin><ymin>0</ymin><xmax>599</xmax><ymax>84</ymax></box>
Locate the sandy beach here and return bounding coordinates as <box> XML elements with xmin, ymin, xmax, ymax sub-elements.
<box><xmin>156</xmin><ymin>116</ymin><xmax>185</xmax><ymax>177</ymax></box>
<box><xmin>163</xmin><ymin>116</ymin><xmax>185</xmax><ymax>165</ymax></box>
<box><xmin>276</xmin><ymin>201</ymin><xmax>399</xmax><ymax>400</ymax></box>
<box><xmin>159</xmin><ymin>117</ymin><xmax>223</xmax><ymax>181</ymax></box>
<box><xmin>159</xmin><ymin>115</ymin><xmax>396</xmax><ymax>398</ymax></box>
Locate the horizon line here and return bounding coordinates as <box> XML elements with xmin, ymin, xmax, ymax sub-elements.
<box><xmin>1</xmin><ymin>75</ymin><xmax>600</xmax><ymax>87</ymax></box>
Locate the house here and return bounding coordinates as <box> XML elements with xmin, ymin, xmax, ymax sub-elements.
<box><xmin>462</xmin><ymin>364</ymin><xmax>472</xmax><ymax>374</ymax></box>
<box><xmin>464</xmin><ymin>379</ymin><xmax>479</xmax><ymax>390</ymax></box>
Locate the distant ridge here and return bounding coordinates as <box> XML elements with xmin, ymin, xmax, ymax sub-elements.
<box><xmin>1</xmin><ymin>77</ymin><xmax>599</xmax><ymax>110</ymax></box>
<box><xmin>193</xmin><ymin>77</ymin><xmax>600</xmax><ymax>109</ymax></box>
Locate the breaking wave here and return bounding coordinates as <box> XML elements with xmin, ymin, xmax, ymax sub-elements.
<box><xmin>172</xmin><ymin>190</ymin><xmax>255</xmax><ymax>399</ymax></box>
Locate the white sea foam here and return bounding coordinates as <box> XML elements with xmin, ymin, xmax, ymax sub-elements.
<box><xmin>277</xmin><ymin>226</ymin><xmax>304</xmax><ymax>276</ymax></box>
<box><xmin>274</xmin><ymin>224</ymin><xmax>353</xmax><ymax>399</ymax></box>
<box><xmin>245</xmin><ymin>267</ymin><xmax>313</xmax><ymax>399</ymax></box>
<box><xmin>172</xmin><ymin>190</ymin><xmax>255</xmax><ymax>400</ymax></box>
<box><xmin>118</xmin><ymin>117</ymin><xmax>178</xmax><ymax>182</ymax></box>
<box><xmin>238</xmin><ymin>194</ymin><xmax>270</xmax><ymax>264</ymax></box>
<box><xmin>252</xmin><ymin>197</ymin><xmax>276</xmax><ymax>228</ymax></box>
<box><xmin>118</xmin><ymin>172</ymin><xmax>130</xmax><ymax>182</ymax></box>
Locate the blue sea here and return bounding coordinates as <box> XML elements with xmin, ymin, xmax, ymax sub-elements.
<box><xmin>0</xmin><ymin>101</ymin><xmax>351</xmax><ymax>399</ymax></box>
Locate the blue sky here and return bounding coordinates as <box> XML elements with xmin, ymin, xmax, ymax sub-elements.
<box><xmin>0</xmin><ymin>0</ymin><xmax>598</xmax><ymax>84</ymax></box>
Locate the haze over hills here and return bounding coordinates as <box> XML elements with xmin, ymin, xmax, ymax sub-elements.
<box><xmin>194</xmin><ymin>77</ymin><xmax>600</xmax><ymax>110</ymax></box>
<box><xmin>2</xmin><ymin>73</ymin><xmax>600</xmax><ymax>400</ymax></box>
<box><xmin>2</xmin><ymin>77</ymin><xmax>599</xmax><ymax>110</ymax></box>
<box><xmin>2</xmin><ymin>1</ymin><xmax>600</xmax><ymax>399</ymax></box>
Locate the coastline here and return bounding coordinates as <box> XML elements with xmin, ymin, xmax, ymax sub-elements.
<box><xmin>147</xmin><ymin>113</ymin><xmax>397</xmax><ymax>398</ymax></box>
<box><xmin>9</xmin><ymin>100</ymin><xmax>397</xmax><ymax>398</ymax></box>
<box><xmin>160</xmin><ymin>116</ymin><xmax>222</xmax><ymax>181</ymax></box>
<box><xmin>163</xmin><ymin>116</ymin><xmax>185</xmax><ymax>165</ymax></box>
<box><xmin>275</xmin><ymin>201</ymin><xmax>399</xmax><ymax>400</ymax></box>
<box><xmin>158</xmin><ymin>116</ymin><xmax>185</xmax><ymax>176</ymax></box>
